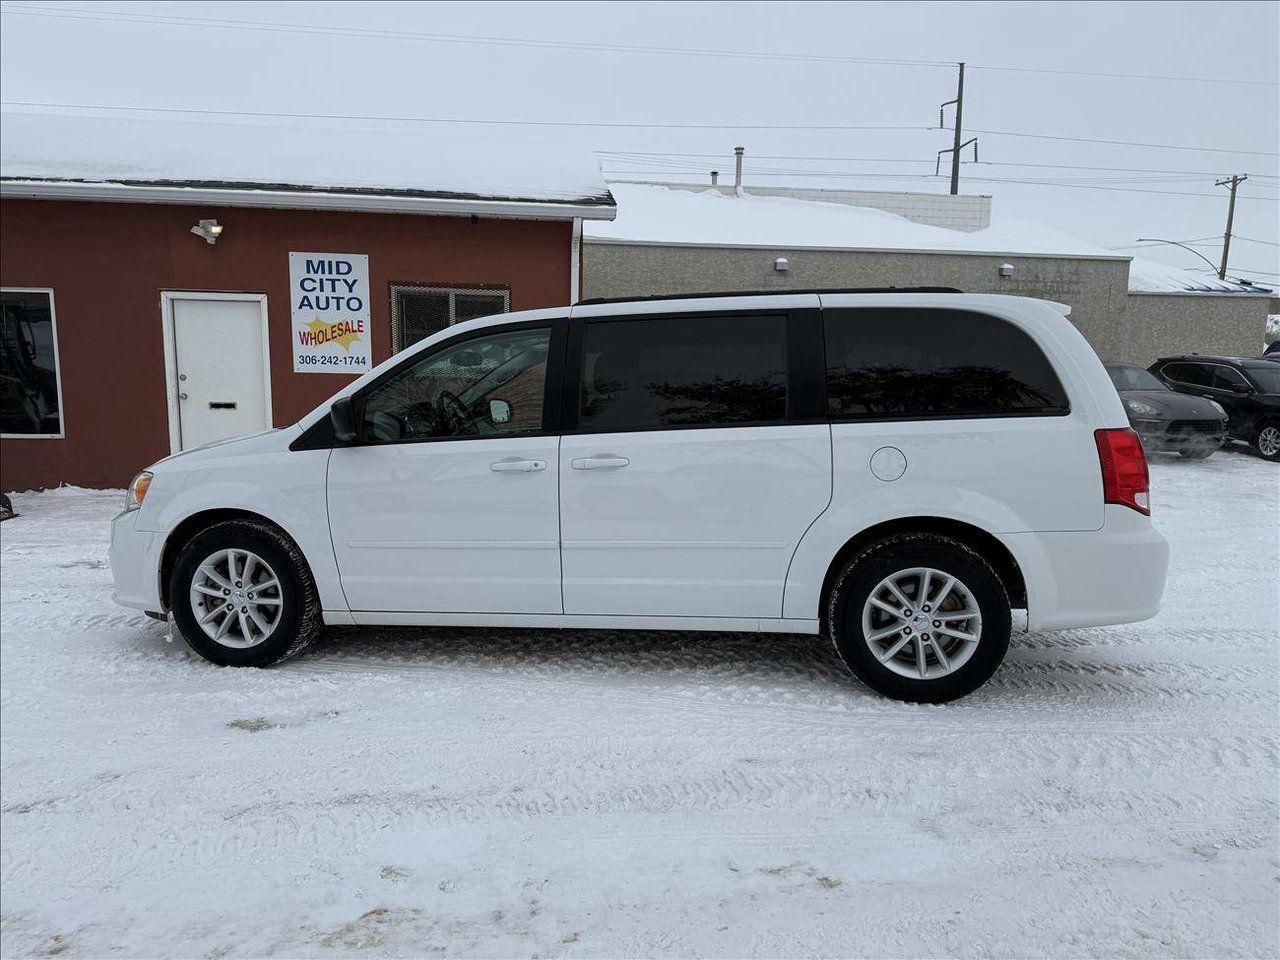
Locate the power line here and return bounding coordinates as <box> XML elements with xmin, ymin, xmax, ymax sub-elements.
<box><xmin>597</xmin><ymin>150</ymin><xmax>1269</xmax><ymax>178</ymax></box>
<box><xmin>2</xmin><ymin>3</ymin><xmax>1275</xmax><ymax>87</ymax></box>
<box><xmin>5</xmin><ymin>100</ymin><xmax>1277</xmax><ymax>158</ymax></box>
<box><xmin>602</xmin><ymin>169</ymin><xmax>1280</xmax><ymax>201</ymax></box>
<box><xmin>0</xmin><ymin>100</ymin><xmax>929</xmax><ymax>132</ymax></box>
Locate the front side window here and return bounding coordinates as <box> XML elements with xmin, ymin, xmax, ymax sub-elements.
<box><xmin>1</xmin><ymin>289</ymin><xmax>62</xmax><ymax>437</ymax></box>
<box><xmin>1211</xmin><ymin>365</ymin><xmax>1251</xmax><ymax>391</ymax></box>
<box><xmin>578</xmin><ymin>315</ymin><xmax>788</xmax><ymax>433</ymax></box>
<box><xmin>1244</xmin><ymin>364</ymin><xmax>1280</xmax><ymax>394</ymax></box>
<box><xmin>360</xmin><ymin>327</ymin><xmax>548</xmax><ymax>443</ymax></box>
<box><xmin>391</xmin><ymin>285</ymin><xmax>509</xmax><ymax>352</ymax></box>
<box><xmin>824</xmin><ymin>308</ymin><xmax>1069</xmax><ymax>420</ymax></box>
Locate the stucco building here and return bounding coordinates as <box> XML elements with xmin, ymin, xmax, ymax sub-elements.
<box><xmin>584</xmin><ymin>183</ymin><xmax>1272</xmax><ymax>363</ymax></box>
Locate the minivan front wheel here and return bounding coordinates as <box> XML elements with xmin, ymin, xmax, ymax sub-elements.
<box><xmin>170</xmin><ymin>520</ymin><xmax>322</xmax><ymax>667</ymax></box>
<box><xmin>827</xmin><ymin>534</ymin><xmax>1011</xmax><ymax>703</ymax></box>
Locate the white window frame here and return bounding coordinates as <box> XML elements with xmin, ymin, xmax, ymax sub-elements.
<box><xmin>159</xmin><ymin>291</ymin><xmax>273</xmax><ymax>455</ymax></box>
<box><xmin>0</xmin><ymin>286</ymin><xmax>66</xmax><ymax>440</ymax></box>
<box><xmin>390</xmin><ymin>284</ymin><xmax>510</xmax><ymax>353</ymax></box>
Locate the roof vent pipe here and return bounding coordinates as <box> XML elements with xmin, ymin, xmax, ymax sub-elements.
<box><xmin>733</xmin><ymin>146</ymin><xmax>745</xmax><ymax>191</ymax></box>
<box><xmin>710</xmin><ymin>170</ymin><xmax>719</xmax><ymax>185</ymax></box>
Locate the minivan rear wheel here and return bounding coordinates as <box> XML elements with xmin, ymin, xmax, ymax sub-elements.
<box><xmin>170</xmin><ymin>520</ymin><xmax>322</xmax><ymax>667</ymax></box>
<box><xmin>827</xmin><ymin>534</ymin><xmax>1011</xmax><ymax>703</ymax></box>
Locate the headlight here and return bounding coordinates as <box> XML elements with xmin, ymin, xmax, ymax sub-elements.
<box><xmin>1208</xmin><ymin>400</ymin><xmax>1228</xmax><ymax>418</ymax></box>
<box><xmin>125</xmin><ymin>471</ymin><xmax>153</xmax><ymax>511</ymax></box>
<box><xmin>1125</xmin><ymin>399</ymin><xmax>1161</xmax><ymax>418</ymax></box>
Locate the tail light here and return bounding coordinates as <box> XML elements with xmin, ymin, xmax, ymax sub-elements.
<box><xmin>1095</xmin><ymin>428</ymin><xmax>1150</xmax><ymax>516</ymax></box>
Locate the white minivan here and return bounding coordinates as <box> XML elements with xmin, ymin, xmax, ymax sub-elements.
<box><xmin>111</xmin><ymin>291</ymin><xmax>1169</xmax><ymax>702</ymax></box>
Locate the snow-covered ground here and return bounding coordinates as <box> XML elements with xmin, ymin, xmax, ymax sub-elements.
<box><xmin>2</xmin><ymin>450</ymin><xmax>1277</xmax><ymax>958</ymax></box>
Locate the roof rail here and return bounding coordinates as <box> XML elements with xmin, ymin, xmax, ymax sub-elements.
<box><xmin>575</xmin><ymin>286</ymin><xmax>963</xmax><ymax>306</ymax></box>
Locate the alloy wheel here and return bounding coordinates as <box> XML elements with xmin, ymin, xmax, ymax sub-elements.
<box><xmin>189</xmin><ymin>548</ymin><xmax>284</xmax><ymax>648</ymax></box>
<box><xmin>860</xmin><ymin>566</ymin><xmax>983</xmax><ymax>680</ymax></box>
<box><xmin>1258</xmin><ymin>426</ymin><xmax>1280</xmax><ymax>458</ymax></box>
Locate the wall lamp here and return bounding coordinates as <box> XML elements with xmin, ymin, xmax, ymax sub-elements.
<box><xmin>190</xmin><ymin>219</ymin><xmax>224</xmax><ymax>245</ymax></box>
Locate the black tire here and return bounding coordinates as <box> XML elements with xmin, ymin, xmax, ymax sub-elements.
<box><xmin>169</xmin><ymin>520</ymin><xmax>322</xmax><ymax>667</ymax></box>
<box><xmin>1177</xmin><ymin>446</ymin><xmax>1214</xmax><ymax>460</ymax></box>
<box><xmin>1252</xmin><ymin>421</ymin><xmax>1280</xmax><ymax>462</ymax></box>
<box><xmin>826</xmin><ymin>534</ymin><xmax>1011</xmax><ymax>703</ymax></box>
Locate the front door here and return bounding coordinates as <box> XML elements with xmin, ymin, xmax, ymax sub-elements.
<box><xmin>558</xmin><ymin>312</ymin><xmax>832</xmax><ymax>619</ymax></box>
<box><xmin>327</xmin><ymin>323</ymin><xmax>562</xmax><ymax>613</ymax></box>
<box><xmin>169</xmin><ymin>295</ymin><xmax>270</xmax><ymax>450</ymax></box>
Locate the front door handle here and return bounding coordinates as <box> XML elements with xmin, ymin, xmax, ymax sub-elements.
<box><xmin>490</xmin><ymin>459</ymin><xmax>547</xmax><ymax>473</ymax></box>
<box><xmin>571</xmin><ymin>456</ymin><xmax>630</xmax><ymax>470</ymax></box>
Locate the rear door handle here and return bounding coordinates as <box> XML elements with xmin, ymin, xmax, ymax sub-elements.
<box><xmin>490</xmin><ymin>459</ymin><xmax>547</xmax><ymax>473</ymax></box>
<box><xmin>571</xmin><ymin>456</ymin><xmax>630</xmax><ymax>470</ymax></box>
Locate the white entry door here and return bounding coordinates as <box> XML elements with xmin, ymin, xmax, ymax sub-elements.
<box><xmin>167</xmin><ymin>295</ymin><xmax>271</xmax><ymax>450</ymax></box>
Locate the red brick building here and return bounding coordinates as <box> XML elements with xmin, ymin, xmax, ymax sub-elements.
<box><xmin>1</xmin><ymin>111</ymin><xmax>615</xmax><ymax>490</ymax></box>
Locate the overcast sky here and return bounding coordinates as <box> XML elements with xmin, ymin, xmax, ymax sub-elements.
<box><xmin>2</xmin><ymin>0</ymin><xmax>1277</xmax><ymax>279</ymax></box>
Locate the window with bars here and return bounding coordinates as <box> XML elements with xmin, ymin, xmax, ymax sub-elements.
<box><xmin>390</xmin><ymin>285</ymin><xmax>510</xmax><ymax>353</ymax></box>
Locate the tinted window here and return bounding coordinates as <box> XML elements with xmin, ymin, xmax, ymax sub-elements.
<box><xmin>1107</xmin><ymin>364</ymin><xmax>1165</xmax><ymax>391</ymax></box>
<box><xmin>360</xmin><ymin>327</ymin><xmax>548</xmax><ymax>442</ymax></box>
<box><xmin>579</xmin><ymin>315</ymin><xmax>787</xmax><ymax>432</ymax></box>
<box><xmin>824</xmin><ymin>309</ymin><xmax>1069</xmax><ymax>419</ymax></box>
<box><xmin>1244</xmin><ymin>364</ymin><xmax>1280</xmax><ymax>394</ymax></box>
<box><xmin>1211</xmin><ymin>365</ymin><xmax>1251</xmax><ymax>390</ymax></box>
<box><xmin>1163</xmin><ymin>362</ymin><xmax>1211</xmax><ymax>387</ymax></box>
<box><xmin>1</xmin><ymin>290</ymin><xmax>61</xmax><ymax>436</ymax></box>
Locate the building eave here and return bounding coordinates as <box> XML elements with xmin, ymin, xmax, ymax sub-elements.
<box><xmin>0</xmin><ymin>177</ymin><xmax>618</xmax><ymax>222</ymax></box>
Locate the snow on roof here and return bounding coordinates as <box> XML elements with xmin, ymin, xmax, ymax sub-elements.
<box><xmin>588</xmin><ymin>183</ymin><xmax>1122</xmax><ymax>258</ymax></box>
<box><xmin>588</xmin><ymin>183</ymin><xmax>1272</xmax><ymax>294</ymax></box>
<box><xmin>1126</xmin><ymin>256</ymin><xmax>1271</xmax><ymax>295</ymax></box>
<box><xmin>0</xmin><ymin>109</ymin><xmax>613</xmax><ymax>209</ymax></box>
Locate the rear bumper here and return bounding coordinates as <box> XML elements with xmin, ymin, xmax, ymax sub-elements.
<box><xmin>1001</xmin><ymin>506</ymin><xmax>1169</xmax><ymax>631</ymax></box>
<box><xmin>109</xmin><ymin>509</ymin><xmax>164</xmax><ymax>613</ymax></box>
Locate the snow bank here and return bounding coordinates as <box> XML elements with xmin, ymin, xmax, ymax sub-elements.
<box><xmin>0</xmin><ymin>108</ymin><xmax>611</xmax><ymax>204</ymax></box>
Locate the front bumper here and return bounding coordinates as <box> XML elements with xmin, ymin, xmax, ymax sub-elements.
<box><xmin>1001</xmin><ymin>506</ymin><xmax>1170</xmax><ymax>632</ymax></box>
<box><xmin>1131</xmin><ymin>417</ymin><xmax>1228</xmax><ymax>453</ymax></box>
<box><xmin>109</xmin><ymin>508</ymin><xmax>164</xmax><ymax>613</ymax></box>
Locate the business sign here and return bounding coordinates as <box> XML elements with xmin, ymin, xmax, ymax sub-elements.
<box><xmin>289</xmin><ymin>252</ymin><xmax>372</xmax><ymax>373</ymax></box>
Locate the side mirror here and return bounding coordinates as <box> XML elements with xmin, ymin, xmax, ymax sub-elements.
<box><xmin>453</xmin><ymin>349</ymin><xmax>483</xmax><ymax>368</ymax></box>
<box><xmin>330</xmin><ymin>396</ymin><xmax>358</xmax><ymax>443</ymax></box>
<box><xmin>489</xmin><ymin>398</ymin><xmax>511</xmax><ymax>424</ymax></box>
<box><xmin>1229</xmin><ymin>382</ymin><xmax>1253</xmax><ymax>395</ymax></box>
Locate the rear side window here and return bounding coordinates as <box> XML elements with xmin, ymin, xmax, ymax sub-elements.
<box><xmin>824</xmin><ymin>308</ymin><xmax>1069</xmax><ymax>420</ymax></box>
<box><xmin>579</xmin><ymin>314</ymin><xmax>787</xmax><ymax>432</ymax></box>
<box><xmin>1162</xmin><ymin>362</ymin><xmax>1211</xmax><ymax>387</ymax></box>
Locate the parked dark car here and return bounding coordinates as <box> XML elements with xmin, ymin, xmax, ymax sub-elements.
<box><xmin>1149</xmin><ymin>355</ymin><xmax>1280</xmax><ymax>462</ymax></box>
<box><xmin>1105</xmin><ymin>363</ymin><xmax>1228</xmax><ymax>459</ymax></box>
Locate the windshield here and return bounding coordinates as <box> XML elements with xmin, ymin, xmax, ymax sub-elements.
<box><xmin>1106</xmin><ymin>364</ymin><xmax>1164</xmax><ymax>391</ymax></box>
<box><xmin>1245</xmin><ymin>365</ymin><xmax>1280</xmax><ymax>394</ymax></box>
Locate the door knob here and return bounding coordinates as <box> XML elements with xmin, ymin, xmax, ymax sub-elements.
<box><xmin>571</xmin><ymin>456</ymin><xmax>630</xmax><ymax>470</ymax></box>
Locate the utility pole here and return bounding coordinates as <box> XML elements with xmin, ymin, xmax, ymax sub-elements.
<box><xmin>938</xmin><ymin>63</ymin><xmax>977</xmax><ymax>194</ymax></box>
<box><xmin>1215</xmin><ymin>174</ymin><xmax>1247</xmax><ymax>280</ymax></box>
